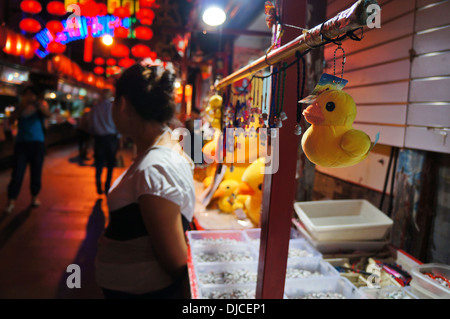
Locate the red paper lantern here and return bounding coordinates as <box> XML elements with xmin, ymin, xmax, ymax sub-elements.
<box><xmin>20</xmin><ymin>38</ymin><xmax>35</xmax><ymax>59</ymax></box>
<box><xmin>114</xmin><ymin>26</ymin><xmax>129</xmax><ymax>38</ymax></box>
<box><xmin>135</xmin><ymin>26</ymin><xmax>153</xmax><ymax>40</ymax></box>
<box><xmin>106</xmin><ymin>58</ymin><xmax>116</xmax><ymax>66</ymax></box>
<box><xmin>136</xmin><ymin>8</ymin><xmax>155</xmax><ymax>21</ymax></box>
<box><xmin>3</xmin><ymin>31</ymin><xmax>16</xmax><ymax>55</ymax></box>
<box><xmin>110</xmin><ymin>44</ymin><xmax>129</xmax><ymax>58</ymax></box>
<box><xmin>47</xmin><ymin>41</ymin><xmax>66</xmax><ymax>54</ymax></box>
<box><xmin>139</xmin><ymin>17</ymin><xmax>154</xmax><ymax>26</ymax></box>
<box><xmin>47</xmin><ymin>1</ymin><xmax>66</xmax><ymax>16</ymax></box>
<box><xmin>94</xmin><ymin>57</ymin><xmax>105</xmax><ymax>65</ymax></box>
<box><xmin>106</xmin><ymin>68</ymin><xmax>115</xmax><ymax>76</ymax></box>
<box><xmin>19</xmin><ymin>18</ymin><xmax>42</xmax><ymax>34</ymax></box>
<box><xmin>20</xmin><ymin>0</ymin><xmax>42</xmax><ymax>14</ymax></box>
<box><xmin>46</xmin><ymin>20</ymin><xmax>64</xmax><ymax>34</ymax></box>
<box><xmin>139</xmin><ymin>0</ymin><xmax>156</xmax><ymax>7</ymax></box>
<box><xmin>119</xmin><ymin>58</ymin><xmax>136</xmax><ymax>68</ymax></box>
<box><xmin>97</xmin><ymin>3</ymin><xmax>108</xmax><ymax>15</ymax></box>
<box><xmin>149</xmin><ymin>51</ymin><xmax>157</xmax><ymax>60</ymax></box>
<box><xmin>94</xmin><ymin>66</ymin><xmax>104</xmax><ymax>75</ymax></box>
<box><xmin>131</xmin><ymin>44</ymin><xmax>151</xmax><ymax>58</ymax></box>
<box><xmin>80</xmin><ymin>0</ymin><xmax>100</xmax><ymax>17</ymax></box>
<box><xmin>114</xmin><ymin>6</ymin><xmax>131</xmax><ymax>19</ymax></box>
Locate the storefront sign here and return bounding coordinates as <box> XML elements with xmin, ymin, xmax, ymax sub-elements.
<box><xmin>34</xmin><ymin>14</ymin><xmax>131</xmax><ymax>58</ymax></box>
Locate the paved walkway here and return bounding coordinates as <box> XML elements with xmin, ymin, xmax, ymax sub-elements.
<box><xmin>0</xmin><ymin>143</ymin><xmax>132</xmax><ymax>298</ymax></box>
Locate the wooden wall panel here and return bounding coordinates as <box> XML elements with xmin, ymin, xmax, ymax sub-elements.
<box><xmin>344</xmin><ymin>82</ymin><xmax>409</xmax><ymax>104</ymax></box>
<box><xmin>411</xmin><ymin>51</ymin><xmax>450</xmax><ymax>78</ymax></box>
<box><xmin>415</xmin><ymin>0</ymin><xmax>450</xmax><ymax>32</ymax></box>
<box><xmin>325</xmin><ymin>59</ymin><xmax>410</xmax><ymax>86</ymax></box>
<box><xmin>325</xmin><ymin>13</ymin><xmax>414</xmax><ymax>61</ymax></box>
<box><xmin>417</xmin><ymin>0</ymin><xmax>443</xmax><ymax>7</ymax></box>
<box><xmin>407</xmin><ymin>103</ymin><xmax>450</xmax><ymax>127</ymax></box>
<box><xmin>405</xmin><ymin>126</ymin><xmax>450</xmax><ymax>153</ymax></box>
<box><xmin>409</xmin><ymin>77</ymin><xmax>450</xmax><ymax>102</ymax></box>
<box><xmin>325</xmin><ymin>36</ymin><xmax>413</xmax><ymax>70</ymax></box>
<box><xmin>356</xmin><ymin>105</ymin><xmax>407</xmax><ymax>125</ymax></box>
<box><xmin>414</xmin><ymin>25</ymin><xmax>450</xmax><ymax>55</ymax></box>
<box><xmin>353</xmin><ymin>123</ymin><xmax>405</xmax><ymax>147</ymax></box>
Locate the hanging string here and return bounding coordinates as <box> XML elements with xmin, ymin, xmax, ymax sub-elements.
<box><xmin>295</xmin><ymin>50</ymin><xmax>306</xmax><ymax>135</ymax></box>
<box><xmin>269</xmin><ymin>67</ymin><xmax>278</xmax><ymax>128</ymax></box>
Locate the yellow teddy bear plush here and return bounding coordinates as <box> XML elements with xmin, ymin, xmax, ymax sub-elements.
<box><xmin>301</xmin><ymin>89</ymin><xmax>372</xmax><ymax>168</ymax></box>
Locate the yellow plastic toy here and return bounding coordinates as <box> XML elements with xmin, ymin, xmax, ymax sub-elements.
<box><xmin>211</xmin><ymin>179</ymin><xmax>240</xmax><ymax>213</ymax></box>
<box><xmin>205</xmin><ymin>94</ymin><xmax>223</xmax><ymax>130</ymax></box>
<box><xmin>233</xmin><ymin>157</ymin><xmax>266</xmax><ymax>226</ymax></box>
<box><xmin>301</xmin><ymin>89</ymin><xmax>372</xmax><ymax>168</ymax></box>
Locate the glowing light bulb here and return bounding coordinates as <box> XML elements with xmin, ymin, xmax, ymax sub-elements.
<box><xmin>102</xmin><ymin>34</ymin><xmax>113</xmax><ymax>46</ymax></box>
<box><xmin>202</xmin><ymin>7</ymin><xmax>226</xmax><ymax>26</ymax></box>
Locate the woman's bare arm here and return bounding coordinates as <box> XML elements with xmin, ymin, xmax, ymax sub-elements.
<box><xmin>138</xmin><ymin>194</ymin><xmax>188</xmax><ymax>278</ymax></box>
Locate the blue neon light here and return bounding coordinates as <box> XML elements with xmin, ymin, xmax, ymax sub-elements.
<box><xmin>34</xmin><ymin>15</ymin><xmax>130</xmax><ymax>59</ymax></box>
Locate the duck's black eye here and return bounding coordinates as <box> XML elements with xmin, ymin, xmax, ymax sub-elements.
<box><xmin>226</xmin><ymin>186</ymin><xmax>230</xmax><ymax>189</ymax></box>
<box><xmin>326</xmin><ymin>101</ymin><xmax>335</xmax><ymax>112</ymax></box>
<box><xmin>258</xmin><ymin>184</ymin><xmax>262</xmax><ymax>190</ymax></box>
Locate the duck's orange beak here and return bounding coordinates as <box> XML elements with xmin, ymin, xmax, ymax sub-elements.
<box><xmin>212</xmin><ymin>189</ymin><xmax>225</xmax><ymax>199</ymax></box>
<box><xmin>303</xmin><ymin>101</ymin><xmax>325</xmax><ymax>124</ymax></box>
<box><xmin>237</xmin><ymin>182</ymin><xmax>255</xmax><ymax>196</ymax></box>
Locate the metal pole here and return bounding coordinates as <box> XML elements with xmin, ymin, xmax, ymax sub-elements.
<box><xmin>215</xmin><ymin>0</ymin><xmax>379</xmax><ymax>90</ymax></box>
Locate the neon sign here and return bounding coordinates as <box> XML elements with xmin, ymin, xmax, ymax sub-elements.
<box><xmin>34</xmin><ymin>15</ymin><xmax>131</xmax><ymax>58</ymax></box>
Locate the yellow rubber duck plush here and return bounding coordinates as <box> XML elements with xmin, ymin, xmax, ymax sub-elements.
<box><xmin>206</xmin><ymin>95</ymin><xmax>223</xmax><ymax>130</ymax></box>
<box><xmin>301</xmin><ymin>89</ymin><xmax>372</xmax><ymax>168</ymax></box>
<box><xmin>212</xmin><ymin>179</ymin><xmax>240</xmax><ymax>213</ymax></box>
<box><xmin>233</xmin><ymin>157</ymin><xmax>266</xmax><ymax>226</ymax></box>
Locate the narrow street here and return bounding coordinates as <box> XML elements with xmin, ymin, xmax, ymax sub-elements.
<box><xmin>0</xmin><ymin>143</ymin><xmax>132</xmax><ymax>298</ymax></box>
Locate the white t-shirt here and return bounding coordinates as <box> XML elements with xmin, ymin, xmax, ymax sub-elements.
<box><xmin>95</xmin><ymin>131</ymin><xmax>195</xmax><ymax>294</ymax></box>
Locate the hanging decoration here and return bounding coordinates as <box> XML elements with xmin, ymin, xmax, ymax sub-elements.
<box><xmin>110</xmin><ymin>44</ymin><xmax>130</xmax><ymax>58</ymax></box>
<box><xmin>114</xmin><ymin>6</ymin><xmax>131</xmax><ymax>19</ymax></box>
<box><xmin>47</xmin><ymin>41</ymin><xmax>66</xmax><ymax>54</ymax></box>
<box><xmin>134</xmin><ymin>26</ymin><xmax>153</xmax><ymax>40</ymax></box>
<box><xmin>46</xmin><ymin>20</ymin><xmax>64</xmax><ymax>35</ymax></box>
<box><xmin>1</xmin><ymin>26</ymin><xmax>35</xmax><ymax>59</ymax></box>
<box><xmin>20</xmin><ymin>0</ymin><xmax>42</xmax><ymax>14</ymax></box>
<box><xmin>46</xmin><ymin>1</ymin><xmax>66</xmax><ymax>16</ymax></box>
<box><xmin>299</xmin><ymin>44</ymin><xmax>378</xmax><ymax>168</ymax></box>
<box><xmin>119</xmin><ymin>58</ymin><xmax>136</xmax><ymax>68</ymax></box>
<box><xmin>114</xmin><ymin>26</ymin><xmax>129</xmax><ymax>38</ymax></box>
<box><xmin>136</xmin><ymin>8</ymin><xmax>155</xmax><ymax>24</ymax></box>
<box><xmin>131</xmin><ymin>44</ymin><xmax>152</xmax><ymax>58</ymax></box>
<box><xmin>94</xmin><ymin>57</ymin><xmax>105</xmax><ymax>65</ymax></box>
<box><xmin>19</xmin><ymin>18</ymin><xmax>42</xmax><ymax>34</ymax></box>
<box><xmin>80</xmin><ymin>0</ymin><xmax>101</xmax><ymax>17</ymax></box>
<box><xmin>94</xmin><ymin>66</ymin><xmax>105</xmax><ymax>75</ymax></box>
<box><xmin>106</xmin><ymin>58</ymin><xmax>116</xmax><ymax>66</ymax></box>
<box><xmin>139</xmin><ymin>0</ymin><xmax>156</xmax><ymax>7</ymax></box>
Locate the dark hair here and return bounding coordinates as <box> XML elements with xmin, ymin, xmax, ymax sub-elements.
<box><xmin>115</xmin><ymin>64</ymin><xmax>175</xmax><ymax>123</ymax></box>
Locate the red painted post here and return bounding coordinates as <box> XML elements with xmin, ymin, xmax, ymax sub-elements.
<box><xmin>256</xmin><ymin>0</ymin><xmax>308</xmax><ymax>299</ymax></box>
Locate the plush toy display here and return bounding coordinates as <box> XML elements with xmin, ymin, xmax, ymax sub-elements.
<box><xmin>232</xmin><ymin>157</ymin><xmax>266</xmax><ymax>226</ymax></box>
<box><xmin>211</xmin><ymin>179</ymin><xmax>240</xmax><ymax>213</ymax></box>
<box><xmin>205</xmin><ymin>95</ymin><xmax>223</xmax><ymax>130</ymax></box>
<box><xmin>301</xmin><ymin>89</ymin><xmax>372</xmax><ymax>168</ymax></box>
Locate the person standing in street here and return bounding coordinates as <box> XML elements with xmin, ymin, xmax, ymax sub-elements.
<box><xmin>4</xmin><ymin>85</ymin><xmax>51</xmax><ymax>214</ymax></box>
<box><xmin>90</xmin><ymin>89</ymin><xmax>119</xmax><ymax>195</ymax></box>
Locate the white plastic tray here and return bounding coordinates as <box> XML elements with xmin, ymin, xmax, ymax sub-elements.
<box><xmin>187</xmin><ymin>230</ymin><xmax>248</xmax><ymax>246</ymax></box>
<box><xmin>285</xmin><ymin>260</ymin><xmax>340</xmax><ymax>280</ymax></box>
<box><xmin>360</xmin><ymin>286</ymin><xmax>419</xmax><ymax>299</ymax></box>
<box><xmin>294</xmin><ymin>200</ymin><xmax>393</xmax><ymax>241</ymax></box>
<box><xmin>199</xmin><ymin>283</ymin><xmax>257</xmax><ymax>299</ymax></box>
<box><xmin>410</xmin><ymin>263</ymin><xmax>450</xmax><ymax>299</ymax></box>
<box><xmin>284</xmin><ymin>276</ymin><xmax>366</xmax><ymax>299</ymax></box>
<box><xmin>293</xmin><ymin>218</ymin><xmax>388</xmax><ymax>254</ymax></box>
